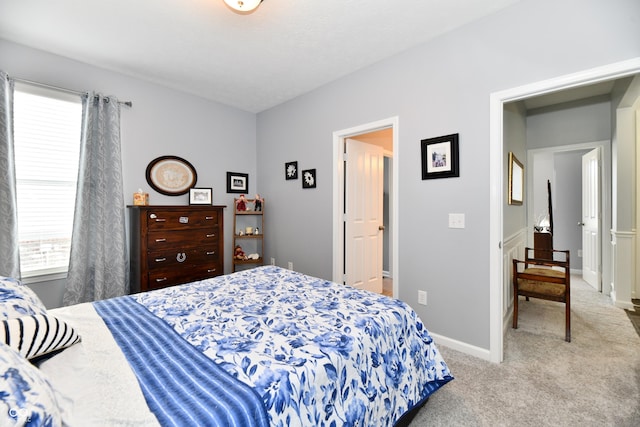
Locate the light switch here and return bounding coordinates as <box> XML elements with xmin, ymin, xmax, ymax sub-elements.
<box><xmin>449</xmin><ymin>213</ymin><xmax>465</xmax><ymax>229</ymax></box>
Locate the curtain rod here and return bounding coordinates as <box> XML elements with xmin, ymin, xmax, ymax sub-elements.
<box><xmin>10</xmin><ymin>77</ymin><xmax>132</xmax><ymax>107</ymax></box>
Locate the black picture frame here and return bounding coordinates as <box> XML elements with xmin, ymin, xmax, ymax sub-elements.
<box><xmin>189</xmin><ymin>187</ymin><xmax>212</xmax><ymax>205</ymax></box>
<box><xmin>146</xmin><ymin>155</ymin><xmax>197</xmax><ymax>195</ymax></box>
<box><xmin>285</xmin><ymin>161</ymin><xmax>298</xmax><ymax>180</ymax></box>
<box><xmin>227</xmin><ymin>172</ymin><xmax>248</xmax><ymax>193</ymax></box>
<box><xmin>421</xmin><ymin>133</ymin><xmax>460</xmax><ymax>180</ymax></box>
<box><xmin>302</xmin><ymin>169</ymin><xmax>317</xmax><ymax>189</ymax></box>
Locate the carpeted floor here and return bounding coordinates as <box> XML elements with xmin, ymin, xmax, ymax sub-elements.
<box><xmin>410</xmin><ymin>276</ymin><xmax>640</xmax><ymax>426</ymax></box>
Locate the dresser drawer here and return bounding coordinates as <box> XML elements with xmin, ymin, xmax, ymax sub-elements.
<box><xmin>147</xmin><ymin>265</ymin><xmax>222</xmax><ymax>290</ymax></box>
<box><xmin>145</xmin><ymin>209</ymin><xmax>219</xmax><ymax>231</ymax></box>
<box><xmin>147</xmin><ymin>246</ymin><xmax>220</xmax><ymax>271</ymax></box>
<box><xmin>147</xmin><ymin>228</ymin><xmax>219</xmax><ymax>248</ymax></box>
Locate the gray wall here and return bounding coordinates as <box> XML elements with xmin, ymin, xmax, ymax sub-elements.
<box><xmin>503</xmin><ymin>101</ymin><xmax>527</xmax><ymax>239</ymax></box>
<box><xmin>526</xmin><ymin>96</ymin><xmax>612</xmax><ymax>149</ymax></box>
<box><xmin>526</xmin><ymin>97</ymin><xmax>613</xmax><ymax>271</ymax></box>
<box><xmin>0</xmin><ymin>39</ymin><xmax>257</xmax><ymax>307</ymax></box>
<box><xmin>256</xmin><ymin>0</ymin><xmax>640</xmax><ymax>349</ymax></box>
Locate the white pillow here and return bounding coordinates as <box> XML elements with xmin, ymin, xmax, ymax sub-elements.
<box><xmin>0</xmin><ymin>276</ymin><xmax>47</xmax><ymax>320</ymax></box>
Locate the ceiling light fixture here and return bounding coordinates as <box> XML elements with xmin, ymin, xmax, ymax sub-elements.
<box><xmin>223</xmin><ymin>0</ymin><xmax>263</xmax><ymax>13</ymax></box>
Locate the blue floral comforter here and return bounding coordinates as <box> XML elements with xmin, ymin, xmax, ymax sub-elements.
<box><xmin>134</xmin><ymin>266</ymin><xmax>453</xmax><ymax>426</ymax></box>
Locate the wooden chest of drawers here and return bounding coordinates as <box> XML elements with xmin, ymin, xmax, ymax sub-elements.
<box><xmin>128</xmin><ymin>205</ymin><xmax>225</xmax><ymax>293</ymax></box>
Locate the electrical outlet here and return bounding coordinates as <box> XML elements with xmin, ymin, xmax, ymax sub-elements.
<box><xmin>448</xmin><ymin>213</ymin><xmax>465</xmax><ymax>229</ymax></box>
<box><xmin>418</xmin><ymin>290</ymin><xmax>427</xmax><ymax>305</ymax></box>
<box><xmin>288</xmin><ymin>261</ymin><xmax>293</xmax><ymax>270</ymax></box>
<box><xmin>270</xmin><ymin>257</ymin><xmax>276</xmax><ymax>265</ymax></box>
<box><xmin>578</xmin><ymin>250</ymin><xmax>583</xmax><ymax>258</ymax></box>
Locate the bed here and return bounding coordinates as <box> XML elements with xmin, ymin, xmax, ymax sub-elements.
<box><xmin>1</xmin><ymin>266</ymin><xmax>452</xmax><ymax>426</ymax></box>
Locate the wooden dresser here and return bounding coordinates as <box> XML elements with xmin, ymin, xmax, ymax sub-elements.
<box><xmin>128</xmin><ymin>205</ymin><xmax>225</xmax><ymax>293</ymax></box>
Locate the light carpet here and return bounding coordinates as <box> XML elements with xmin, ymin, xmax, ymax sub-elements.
<box><xmin>410</xmin><ymin>276</ymin><xmax>640</xmax><ymax>426</ymax></box>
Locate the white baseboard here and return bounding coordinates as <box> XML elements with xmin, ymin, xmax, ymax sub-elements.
<box><xmin>429</xmin><ymin>332</ymin><xmax>493</xmax><ymax>362</ymax></box>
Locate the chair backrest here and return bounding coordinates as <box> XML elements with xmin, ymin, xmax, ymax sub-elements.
<box><xmin>523</xmin><ymin>247</ymin><xmax>569</xmax><ymax>270</ymax></box>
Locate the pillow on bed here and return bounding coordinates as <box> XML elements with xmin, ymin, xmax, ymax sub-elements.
<box><xmin>0</xmin><ymin>276</ymin><xmax>47</xmax><ymax>320</ymax></box>
<box><xmin>0</xmin><ymin>314</ymin><xmax>81</xmax><ymax>361</ymax></box>
<box><xmin>0</xmin><ymin>341</ymin><xmax>63</xmax><ymax>426</ymax></box>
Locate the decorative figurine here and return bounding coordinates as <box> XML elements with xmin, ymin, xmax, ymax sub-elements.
<box><xmin>236</xmin><ymin>194</ymin><xmax>247</xmax><ymax>211</ymax></box>
<box><xmin>254</xmin><ymin>194</ymin><xmax>263</xmax><ymax>211</ymax></box>
<box><xmin>234</xmin><ymin>245</ymin><xmax>246</xmax><ymax>260</ymax></box>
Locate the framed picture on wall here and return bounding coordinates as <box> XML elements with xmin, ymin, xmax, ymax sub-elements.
<box><xmin>302</xmin><ymin>169</ymin><xmax>317</xmax><ymax>189</ymax></box>
<box><xmin>508</xmin><ymin>152</ymin><xmax>524</xmax><ymax>205</ymax></box>
<box><xmin>227</xmin><ymin>172</ymin><xmax>248</xmax><ymax>193</ymax></box>
<box><xmin>421</xmin><ymin>133</ymin><xmax>460</xmax><ymax>180</ymax></box>
<box><xmin>285</xmin><ymin>161</ymin><xmax>298</xmax><ymax>180</ymax></box>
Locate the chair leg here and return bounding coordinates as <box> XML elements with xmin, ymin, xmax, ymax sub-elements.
<box><xmin>565</xmin><ymin>303</ymin><xmax>571</xmax><ymax>342</ymax></box>
<box><xmin>513</xmin><ymin>295</ymin><xmax>519</xmax><ymax>329</ymax></box>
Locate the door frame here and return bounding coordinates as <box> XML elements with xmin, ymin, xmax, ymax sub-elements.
<box><xmin>489</xmin><ymin>58</ymin><xmax>640</xmax><ymax>363</ymax></box>
<box><xmin>333</xmin><ymin>117</ymin><xmax>398</xmax><ymax>296</ymax></box>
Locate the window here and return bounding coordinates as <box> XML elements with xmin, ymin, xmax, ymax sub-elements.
<box><xmin>13</xmin><ymin>82</ymin><xmax>83</xmax><ymax>279</ymax></box>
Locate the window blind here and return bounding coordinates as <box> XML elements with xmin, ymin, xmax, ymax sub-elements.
<box><xmin>13</xmin><ymin>83</ymin><xmax>82</xmax><ymax>277</ymax></box>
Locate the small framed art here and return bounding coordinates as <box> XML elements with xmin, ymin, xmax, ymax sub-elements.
<box><xmin>302</xmin><ymin>169</ymin><xmax>317</xmax><ymax>189</ymax></box>
<box><xmin>508</xmin><ymin>152</ymin><xmax>524</xmax><ymax>205</ymax></box>
<box><xmin>421</xmin><ymin>133</ymin><xmax>460</xmax><ymax>180</ymax></box>
<box><xmin>285</xmin><ymin>161</ymin><xmax>298</xmax><ymax>180</ymax></box>
<box><xmin>189</xmin><ymin>187</ymin><xmax>212</xmax><ymax>205</ymax></box>
<box><xmin>227</xmin><ymin>172</ymin><xmax>249</xmax><ymax>194</ymax></box>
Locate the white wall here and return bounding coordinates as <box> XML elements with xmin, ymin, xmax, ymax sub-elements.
<box><xmin>256</xmin><ymin>0</ymin><xmax>640</xmax><ymax>349</ymax></box>
<box><xmin>0</xmin><ymin>39</ymin><xmax>257</xmax><ymax>307</ymax></box>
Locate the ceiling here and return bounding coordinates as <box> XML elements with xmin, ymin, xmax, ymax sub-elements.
<box><xmin>0</xmin><ymin>0</ymin><xmax>521</xmax><ymax>113</ymax></box>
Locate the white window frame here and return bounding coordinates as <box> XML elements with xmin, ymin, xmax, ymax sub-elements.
<box><xmin>13</xmin><ymin>82</ymin><xmax>83</xmax><ymax>283</ymax></box>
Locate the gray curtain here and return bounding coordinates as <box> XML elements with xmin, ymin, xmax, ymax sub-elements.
<box><xmin>0</xmin><ymin>70</ymin><xmax>21</xmax><ymax>279</ymax></box>
<box><xmin>63</xmin><ymin>94</ymin><xmax>128</xmax><ymax>305</ymax></box>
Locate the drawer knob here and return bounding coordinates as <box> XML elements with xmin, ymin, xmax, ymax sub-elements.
<box><xmin>205</xmin><ymin>216</ymin><xmax>214</xmax><ymax>220</ymax></box>
<box><xmin>176</xmin><ymin>252</ymin><xmax>187</xmax><ymax>262</ymax></box>
<box><xmin>155</xmin><ymin>257</ymin><xmax>167</xmax><ymax>262</ymax></box>
<box><xmin>156</xmin><ymin>277</ymin><xmax>167</xmax><ymax>282</ymax></box>
<box><xmin>207</xmin><ymin>268</ymin><xmax>216</xmax><ymax>273</ymax></box>
<box><xmin>206</xmin><ymin>233</ymin><xmax>216</xmax><ymax>238</ymax></box>
<box><xmin>206</xmin><ymin>251</ymin><xmax>215</xmax><ymax>255</ymax></box>
<box><xmin>155</xmin><ymin>238</ymin><xmax>167</xmax><ymax>243</ymax></box>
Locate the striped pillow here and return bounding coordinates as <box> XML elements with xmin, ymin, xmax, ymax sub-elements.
<box><xmin>1</xmin><ymin>314</ymin><xmax>81</xmax><ymax>360</ymax></box>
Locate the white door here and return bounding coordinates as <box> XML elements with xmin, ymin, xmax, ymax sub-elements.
<box><xmin>345</xmin><ymin>138</ymin><xmax>383</xmax><ymax>293</ymax></box>
<box><xmin>582</xmin><ymin>148</ymin><xmax>600</xmax><ymax>290</ymax></box>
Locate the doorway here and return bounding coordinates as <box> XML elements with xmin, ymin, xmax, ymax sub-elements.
<box><xmin>527</xmin><ymin>142</ymin><xmax>610</xmax><ymax>292</ymax></box>
<box><xmin>332</xmin><ymin>117</ymin><xmax>398</xmax><ymax>297</ymax></box>
<box><xmin>489</xmin><ymin>59</ymin><xmax>640</xmax><ymax>363</ymax></box>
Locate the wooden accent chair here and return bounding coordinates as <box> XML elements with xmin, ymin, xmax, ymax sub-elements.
<box><xmin>512</xmin><ymin>248</ymin><xmax>571</xmax><ymax>342</ymax></box>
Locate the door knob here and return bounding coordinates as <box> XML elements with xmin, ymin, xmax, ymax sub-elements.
<box><xmin>577</xmin><ymin>222</ymin><xmax>585</xmax><ymax>226</ymax></box>
<box><xmin>379</xmin><ymin>225</ymin><xmax>385</xmax><ymax>231</ymax></box>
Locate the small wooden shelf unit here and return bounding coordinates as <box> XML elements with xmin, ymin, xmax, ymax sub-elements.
<box><xmin>232</xmin><ymin>198</ymin><xmax>264</xmax><ymax>272</ymax></box>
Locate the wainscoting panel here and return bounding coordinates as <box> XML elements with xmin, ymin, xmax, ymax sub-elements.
<box><xmin>502</xmin><ymin>228</ymin><xmax>527</xmax><ymax>327</ymax></box>
<box><xmin>611</xmin><ymin>230</ymin><xmax>636</xmax><ymax>309</ymax></box>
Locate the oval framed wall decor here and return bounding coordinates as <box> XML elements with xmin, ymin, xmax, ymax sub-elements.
<box><xmin>145</xmin><ymin>155</ymin><xmax>198</xmax><ymax>196</ymax></box>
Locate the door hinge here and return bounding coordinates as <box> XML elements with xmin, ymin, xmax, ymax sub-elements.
<box><xmin>343</xmin><ymin>152</ymin><xmax>348</xmax><ymax>161</ymax></box>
